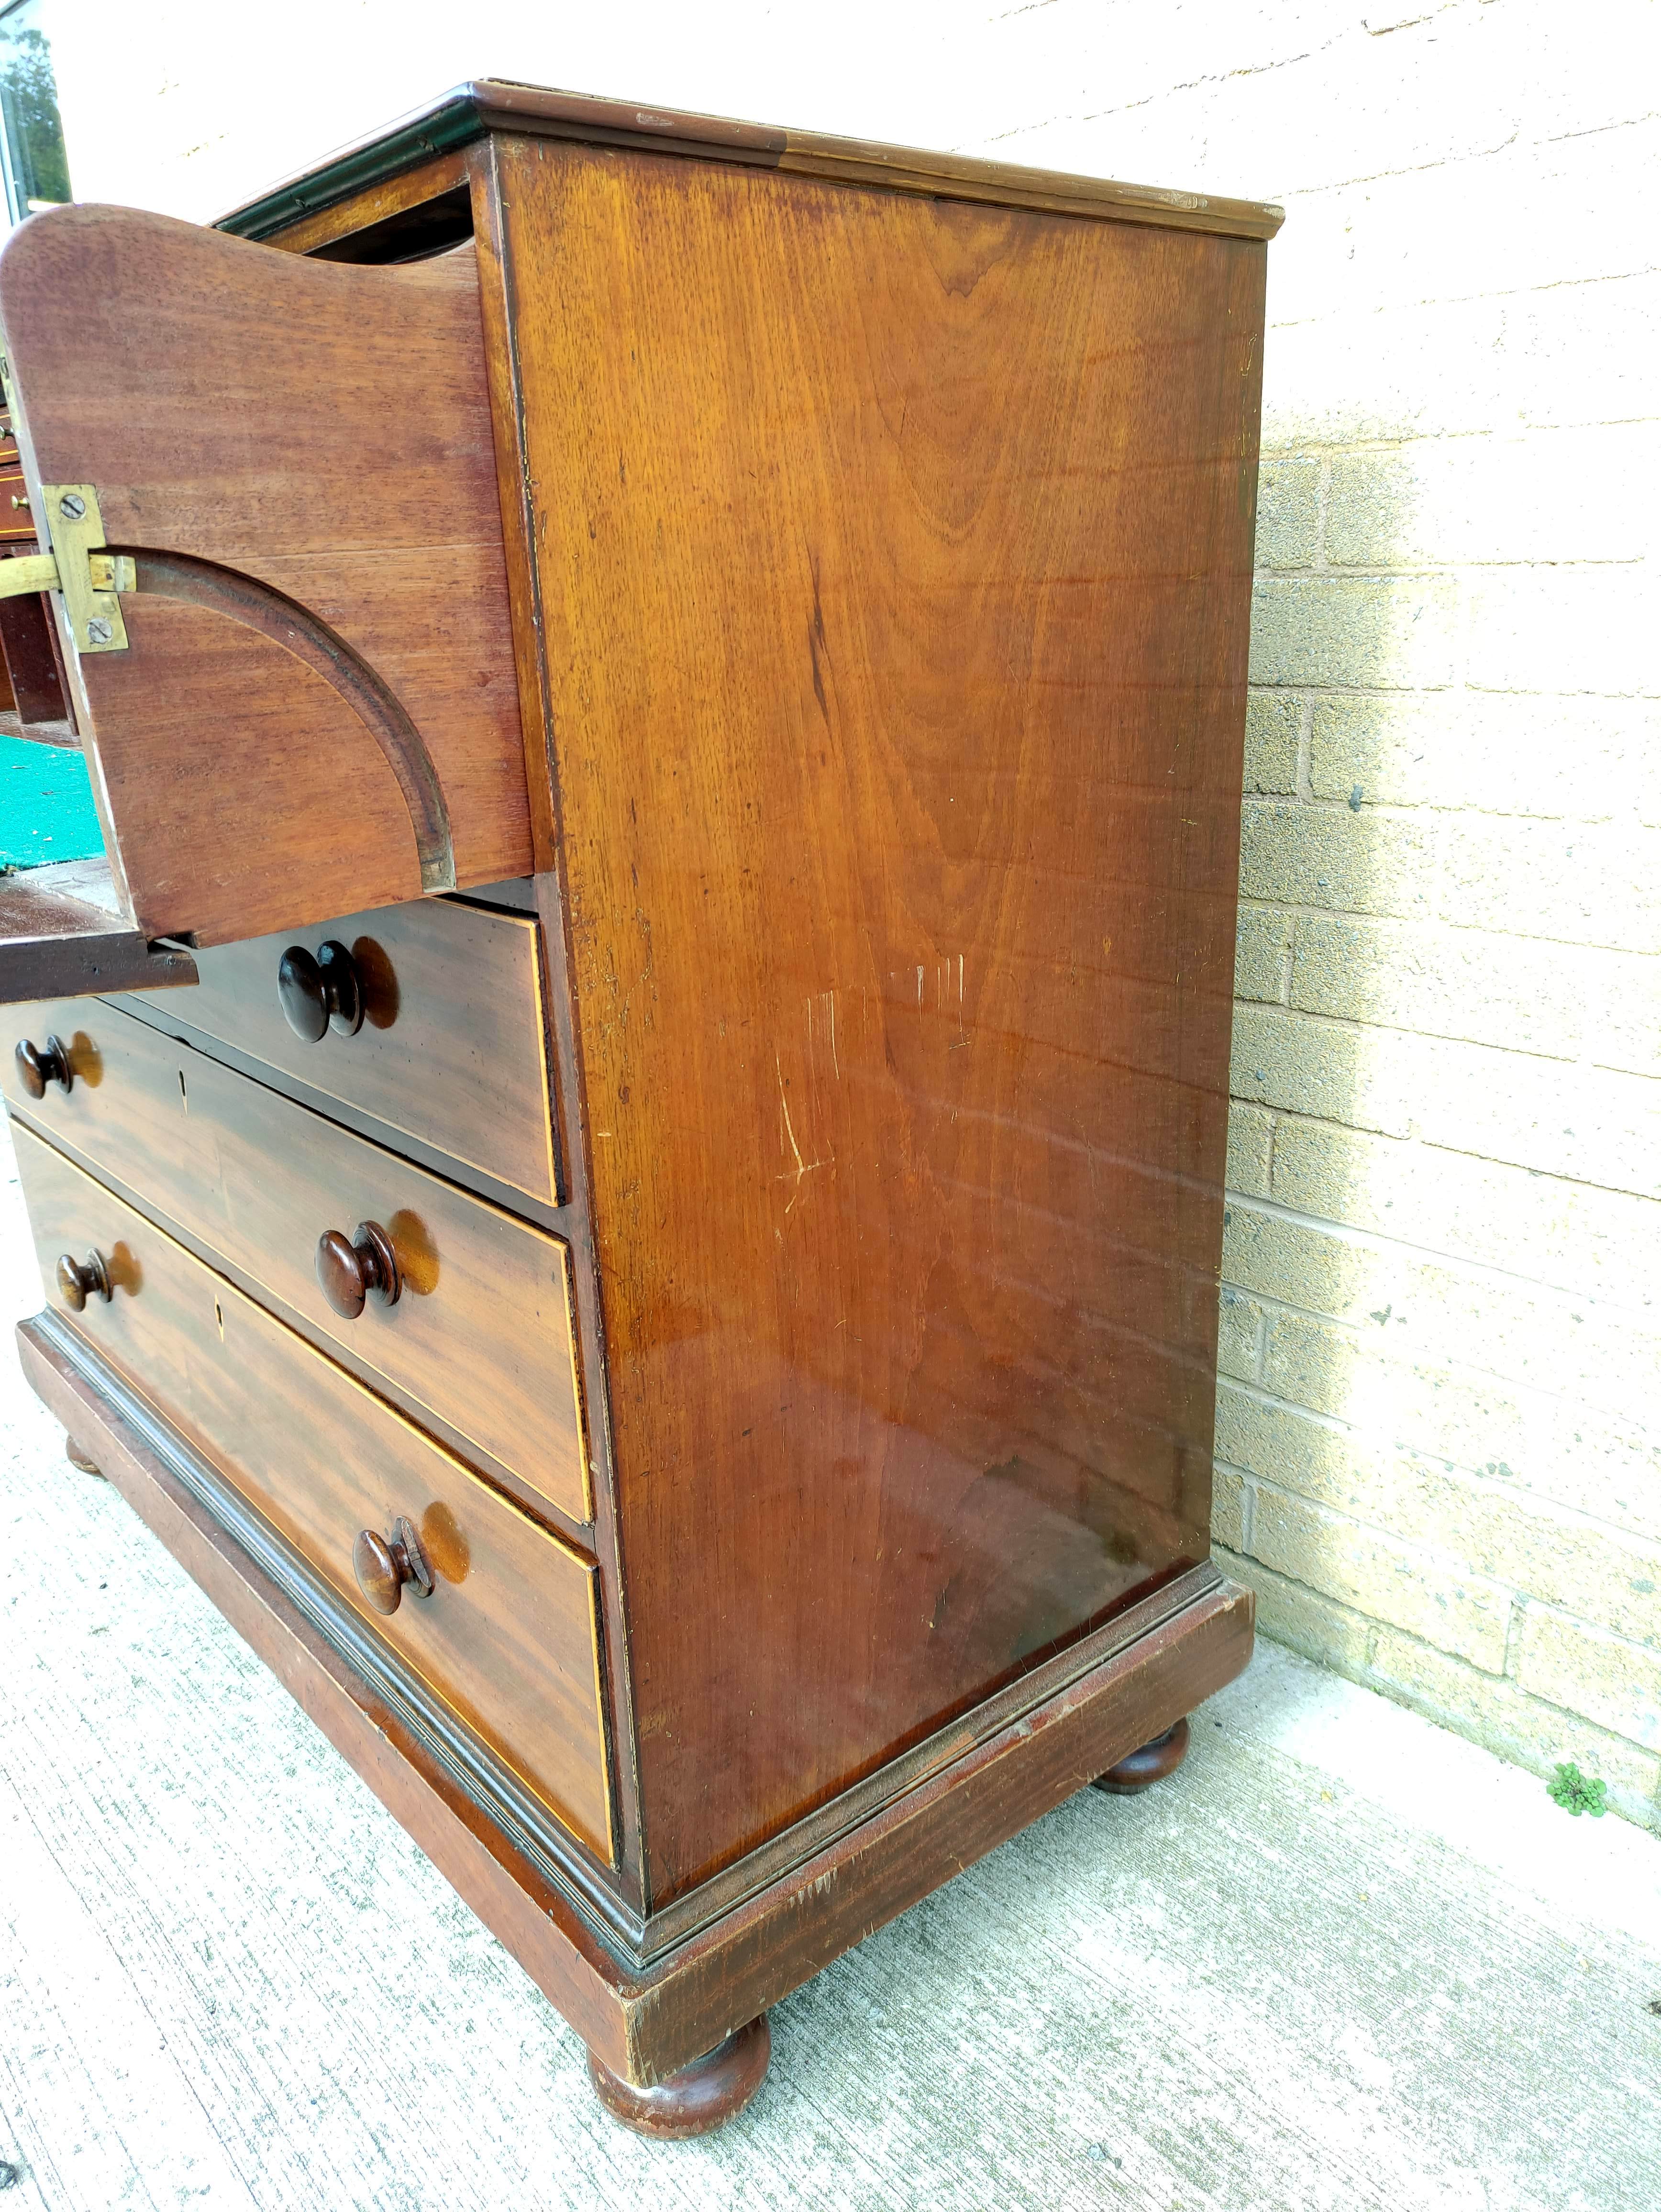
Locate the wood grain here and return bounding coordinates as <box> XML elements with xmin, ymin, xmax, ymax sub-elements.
<box><xmin>0</xmin><ymin>859</ymin><xmax>197</xmax><ymax>1005</ymax></box>
<box><xmin>0</xmin><ymin>210</ymin><xmax>530</xmax><ymax>943</ymax></box>
<box><xmin>13</xmin><ymin>1127</ymin><xmax>612</xmax><ymax>1861</ymax></box>
<box><xmin>126</xmin><ymin>894</ymin><xmax>560</xmax><ymax>1207</ymax></box>
<box><xmin>497</xmin><ymin>138</ymin><xmax>1264</xmax><ymax>1902</ymax></box>
<box><xmin>3</xmin><ymin>994</ymin><xmax>587</xmax><ymax>1522</ymax></box>
<box><xmin>262</xmin><ymin>148</ymin><xmax>471</xmax><ymax>257</ymax></box>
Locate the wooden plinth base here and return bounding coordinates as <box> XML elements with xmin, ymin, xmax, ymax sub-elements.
<box><xmin>589</xmin><ymin>2014</ymin><xmax>770</xmax><ymax>2137</ymax></box>
<box><xmin>1092</xmin><ymin>1716</ymin><xmax>1191</xmax><ymax>1794</ymax></box>
<box><xmin>19</xmin><ymin>1313</ymin><xmax>1251</xmax><ymax>2094</ymax></box>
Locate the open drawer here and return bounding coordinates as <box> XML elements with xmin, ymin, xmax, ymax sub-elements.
<box><xmin>0</xmin><ymin>197</ymin><xmax>531</xmax><ymax>1001</ymax></box>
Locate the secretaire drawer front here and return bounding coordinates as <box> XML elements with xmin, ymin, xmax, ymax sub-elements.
<box><xmin>3</xmin><ymin>997</ymin><xmax>589</xmax><ymax>1525</ymax></box>
<box><xmin>11</xmin><ymin>1124</ymin><xmax>613</xmax><ymax>1863</ymax></box>
<box><xmin>125</xmin><ymin>896</ymin><xmax>560</xmax><ymax>1207</ymax></box>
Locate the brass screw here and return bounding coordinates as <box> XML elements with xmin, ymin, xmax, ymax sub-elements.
<box><xmin>87</xmin><ymin>616</ymin><xmax>113</xmax><ymax>645</ymax></box>
<box><xmin>57</xmin><ymin>490</ymin><xmax>85</xmax><ymax>520</ymax></box>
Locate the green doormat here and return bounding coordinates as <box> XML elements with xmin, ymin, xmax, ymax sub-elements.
<box><xmin>0</xmin><ymin>734</ymin><xmax>105</xmax><ymax>870</ymax></box>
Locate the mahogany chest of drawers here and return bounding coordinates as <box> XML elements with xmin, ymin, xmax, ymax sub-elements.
<box><xmin>0</xmin><ymin>81</ymin><xmax>1279</xmax><ymax>2133</ymax></box>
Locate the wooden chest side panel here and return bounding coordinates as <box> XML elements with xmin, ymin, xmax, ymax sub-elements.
<box><xmin>500</xmin><ymin>141</ymin><xmax>1264</xmax><ymax>1900</ymax></box>
<box><xmin>0</xmin><ymin>212</ymin><xmax>531</xmax><ymax>940</ymax></box>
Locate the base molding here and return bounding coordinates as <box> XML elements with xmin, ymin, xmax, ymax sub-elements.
<box><xmin>20</xmin><ymin>1316</ymin><xmax>1254</xmax><ymax>2088</ymax></box>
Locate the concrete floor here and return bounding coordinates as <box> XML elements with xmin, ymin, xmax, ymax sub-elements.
<box><xmin>1</xmin><ymin>1124</ymin><xmax>1658</xmax><ymax>2211</ymax></box>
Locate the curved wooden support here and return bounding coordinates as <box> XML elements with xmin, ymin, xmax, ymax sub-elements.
<box><xmin>126</xmin><ymin>551</ymin><xmax>454</xmax><ymax>894</ymax></box>
<box><xmin>587</xmin><ymin>2015</ymin><xmax>770</xmax><ymax>2138</ymax></box>
<box><xmin>1091</xmin><ymin>1716</ymin><xmax>1190</xmax><ymax>1795</ymax></box>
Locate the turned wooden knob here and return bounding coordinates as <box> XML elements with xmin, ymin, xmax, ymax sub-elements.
<box><xmin>316</xmin><ymin>1221</ymin><xmax>401</xmax><ymax>1318</ymax></box>
<box><xmin>353</xmin><ymin>1517</ymin><xmax>434</xmax><ymax>1614</ymax></box>
<box><xmin>277</xmin><ymin>940</ymin><xmax>364</xmax><ymax>1041</ymax></box>
<box><xmin>55</xmin><ymin>1250</ymin><xmax>111</xmax><ymax>1311</ymax></box>
<box><xmin>14</xmin><ymin>1033</ymin><xmax>72</xmax><ymax>1098</ymax></box>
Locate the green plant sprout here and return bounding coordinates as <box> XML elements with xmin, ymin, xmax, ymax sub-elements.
<box><xmin>1547</xmin><ymin>1762</ymin><xmax>1607</xmax><ymax>1818</ymax></box>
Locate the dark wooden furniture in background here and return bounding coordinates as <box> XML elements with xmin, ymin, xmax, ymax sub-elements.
<box><xmin>0</xmin><ymin>82</ymin><xmax>1279</xmax><ymax>2136</ymax></box>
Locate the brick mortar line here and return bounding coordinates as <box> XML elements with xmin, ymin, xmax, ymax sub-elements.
<box><xmin>1229</xmin><ymin>1047</ymin><xmax>1658</xmax><ymax>1114</ymax></box>
<box><xmin>1220</xmin><ymin>1268</ymin><xmax>1661</xmax><ymax>1401</ymax></box>
<box><xmin>1238</xmin><ymin>800</ymin><xmax>1601</xmax><ymax>827</ymax></box>
<box><xmin>1268</xmin><ymin>108</ymin><xmax>1661</xmax><ymax>204</ymax></box>
<box><xmin>1240</xmin><ymin>802</ymin><xmax>1658</xmax><ymax>830</ymax></box>
<box><xmin>1243</xmin><ymin>804</ymin><xmax>1644</xmax><ymax>824</ymax></box>
<box><xmin>1247</xmin><ymin>677</ymin><xmax>1661</xmax><ymax>701</ymax></box>
<box><xmin>1229</xmin><ymin>991</ymin><xmax>1660</xmax><ymax>1107</ymax></box>
<box><xmin>1214</xmin><ymin>1543</ymin><xmax>1661</xmax><ymax>1809</ymax></box>
<box><xmin>1502</xmin><ymin>1593</ymin><xmax>1528</xmax><ymax>1681</ymax></box>
<box><xmin>1260</xmin><ymin>419</ymin><xmax>1661</xmax><ymax>457</ymax></box>
<box><xmin>1252</xmin><ymin>679</ymin><xmax>1661</xmax><ymax>703</ymax></box>
<box><xmin>1227</xmin><ymin>1104</ymin><xmax>1661</xmax><ymax>1228</ymax></box>
<box><xmin>1263</xmin><ymin>258</ymin><xmax>1661</xmax><ymax>333</ymax></box>
<box><xmin>1232</xmin><ymin>943</ymin><xmax>1644</xmax><ymax>1004</ymax></box>
<box><xmin>1261</xmin><ymin>408</ymin><xmax>1661</xmax><ymax>442</ymax></box>
<box><xmin>1215</xmin><ymin>1421</ymin><xmax>1661</xmax><ymax>1563</ymax></box>
<box><xmin>1227</xmin><ymin>1019</ymin><xmax>1649</xmax><ymax>1099</ymax></box>
<box><xmin>1245</xmin><ymin>915</ymin><xmax>1659</xmax><ymax>957</ymax></box>
<box><xmin>1223</xmin><ymin>1184</ymin><xmax>1661</xmax><ymax>1311</ymax></box>
<box><xmin>1257</xmin><ymin>560</ymin><xmax>1648</xmax><ymax>583</ymax></box>
<box><xmin>1247</xmin><ymin>676</ymin><xmax>1661</xmax><ymax>703</ymax></box>
<box><xmin>1214</xmin><ymin>1376</ymin><xmax>1661</xmax><ymax>1552</ymax></box>
<box><xmin>1216</xmin><ymin>1458</ymin><xmax>1521</xmax><ymax>1619</ymax></box>
<box><xmin>1218</xmin><ymin>1287</ymin><xmax>1661</xmax><ymax>1463</ymax></box>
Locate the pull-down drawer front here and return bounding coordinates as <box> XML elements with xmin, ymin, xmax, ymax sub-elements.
<box><xmin>11</xmin><ymin>1123</ymin><xmax>612</xmax><ymax>1863</ymax></box>
<box><xmin>3</xmin><ymin>995</ymin><xmax>589</xmax><ymax>1525</ymax></box>
<box><xmin>0</xmin><ymin>206</ymin><xmax>532</xmax><ymax>963</ymax></box>
<box><xmin>125</xmin><ymin>894</ymin><xmax>560</xmax><ymax>1208</ymax></box>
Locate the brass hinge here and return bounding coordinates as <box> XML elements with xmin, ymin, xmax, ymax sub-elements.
<box><xmin>0</xmin><ymin>484</ymin><xmax>134</xmax><ymax>652</ymax></box>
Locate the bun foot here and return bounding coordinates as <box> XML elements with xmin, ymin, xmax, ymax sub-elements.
<box><xmin>587</xmin><ymin>2015</ymin><xmax>770</xmax><ymax>2138</ymax></box>
<box><xmin>1092</xmin><ymin>1716</ymin><xmax>1190</xmax><ymax>1795</ymax></box>
<box><xmin>65</xmin><ymin>1438</ymin><xmax>104</xmax><ymax>1478</ymax></box>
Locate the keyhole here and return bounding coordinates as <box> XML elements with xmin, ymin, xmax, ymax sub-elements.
<box><xmin>177</xmin><ymin>1069</ymin><xmax>188</xmax><ymax>1110</ymax></box>
<box><xmin>213</xmin><ymin>1297</ymin><xmax>224</xmax><ymax>1341</ymax></box>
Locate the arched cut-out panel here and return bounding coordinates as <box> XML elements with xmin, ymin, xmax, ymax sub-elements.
<box><xmin>0</xmin><ymin>208</ymin><xmax>529</xmax><ymax>943</ymax></box>
<box><xmin>84</xmin><ymin>596</ymin><xmax>420</xmax><ymax>943</ymax></box>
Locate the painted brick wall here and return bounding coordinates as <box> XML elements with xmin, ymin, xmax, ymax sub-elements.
<box><xmin>44</xmin><ymin>0</ymin><xmax>1661</xmax><ymax>1820</ymax></box>
<box><xmin>1145</xmin><ymin>6</ymin><xmax>1660</xmax><ymax>1827</ymax></box>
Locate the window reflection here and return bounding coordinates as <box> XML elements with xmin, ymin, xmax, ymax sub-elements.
<box><xmin>0</xmin><ymin>1</ymin><xmax>70</xmax><ymax>228</ymax></box>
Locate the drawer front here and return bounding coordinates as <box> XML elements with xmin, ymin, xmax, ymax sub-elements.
<box><xmin>0</xmin><ymin>470</ymin><xmax>34</xmax><ymax>538</ymax></box>
<box><xmin>127</xmin><ymin>896</ymin><xmax>559</xmax><ymax>1207</ymax></box>
<box><xmin>13</xmin><ymin>1123</ymin><xmax>613</xmax><ymax>1861</ymax></box>
<box><xmin>4</xmin><ymin>997</ymin><xmax>589</xmax><ymax>1524</ymax></box>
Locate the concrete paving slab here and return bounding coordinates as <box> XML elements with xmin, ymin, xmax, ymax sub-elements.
<box><xmin>1</xmin><ymin>1122</ymin><xmax>1657</xmax><ymax>2211</ymax></box>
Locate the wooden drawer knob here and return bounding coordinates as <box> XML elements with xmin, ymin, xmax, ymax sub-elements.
<box><xmin>15</xmin><ymin>1033</ymin><xmax>72</xmax><ymax>1097</ymax></box>
<box><xmin>56</xmin><ymin>1250</ymin><xmax>112</xmax><ymax>1311</ymax></box>
<box><xmin>277</xmin><ymin>940</ymin><xmax>365</xmax><ymax>1042</ymax></box>
<box><xmin>353</xmin><ymin>1516</ymin><xmax>434</xmax><ymax>1615</ymax></box>
<box><xmin>316</xmin><ymin>1220</ymin><xmax>401</xmax><ymax>1319</ymax></box>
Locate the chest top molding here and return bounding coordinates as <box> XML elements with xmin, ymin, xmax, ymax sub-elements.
<box><xmin>215</xmin><ymin>77</ymin><xmax>1285</xmax><ymax>246</ymax></box>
